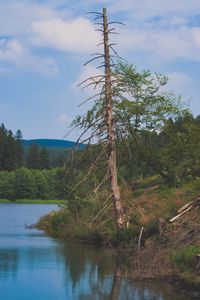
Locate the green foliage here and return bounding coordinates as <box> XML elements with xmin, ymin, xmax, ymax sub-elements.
<box><xmin>114</xmin><ymin>63</ymin><xmax>185</xmax><ymax>134</ymax></box>
<box><xmin>145</xmin><ymin>220</ymin><xmax>159</xmax><ymax>236</ymax></box>
<box><xmin>116</xmin><ymin>227</ymin><xmax>139</xmax><ymax>243</ymax></box>
<box><xmin>0</xmin><ymin>167</ymin><xmax>69</xmax><ymax>200</ymax></box>
<box><xmin>48</xmin><ymin>210</ymin><xmax>68</xmax><ymax>233</ymax></box>
<box><xmin>72</xmin><ymin>62</ymin><xmax>188</xmax><ymax>186</ymax></box>
<box><xmin>15</xmin><ymin>168</ymin><xmax>36</xmax><ymax>199</ymax></box>
<box><xmin>0</xmin><ymin>124</ymin><xmax>24</xmax><ymax>171</ymax></box>
<box><xmin>171</xmin><ymin>246</ymin><xmax>200</xmax><ymax>272</ymax></box>
<box><xmin>0</xmin><ymin>171</ymin><xmax>16</xmax><ymax>200</ymax></box>
<box><xmin>27</xmin><ymin>143</ymin><xmax>50</xmax><ymax>169</ymax></box>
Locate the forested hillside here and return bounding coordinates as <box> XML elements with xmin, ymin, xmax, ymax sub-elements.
<box><xmin>1</xmin><ymin>111</ymin><xmax>200</xmax><ymax>201</ymax></box>
<box><xmin>0</xmin><ymin>124</ymin><xmax>79</xmax><ymax>200</ymax></box>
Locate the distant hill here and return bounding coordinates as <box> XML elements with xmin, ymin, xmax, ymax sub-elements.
<box><xmin>22</xmin><ymin>139</ymin><xmax>85</xmax><ymax>150</ymax></box>
<box><xmin>22</xmin><ymin>139</ymin><xmax>85</xmax><ymax>167</ymax></box>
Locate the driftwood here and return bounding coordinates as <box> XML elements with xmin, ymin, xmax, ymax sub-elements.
<box><xmin>137</xmin><ymin>227</ymin><xmax>144</xmax><ymax>271</ymax></box>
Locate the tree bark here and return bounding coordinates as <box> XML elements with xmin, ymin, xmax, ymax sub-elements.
<box><xmin>103</xmin><ymin>7</ymin><xmax>124</xmax><ymax>230</ymax></box>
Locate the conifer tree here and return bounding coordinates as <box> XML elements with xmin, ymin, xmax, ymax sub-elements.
<box><xmin>27</xmin><ymin>143</ymin><xmax>41</xmax><ymax>169</ymax></box>
<box><xmin>40</xmin><ymin>147</ymin><xmax>50</xmax><ymax>169</ymax></box>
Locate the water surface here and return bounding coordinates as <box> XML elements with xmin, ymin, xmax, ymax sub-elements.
<box><xmin>0</xmin><ymin>204</ymin><xmax>193</xmax><ymax>299</ymax></box>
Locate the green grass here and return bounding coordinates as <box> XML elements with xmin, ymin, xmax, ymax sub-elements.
<box><xmin>0</xmin><ymin>199</ymin><xmax>64</xmax><ymax>204</ymax></box>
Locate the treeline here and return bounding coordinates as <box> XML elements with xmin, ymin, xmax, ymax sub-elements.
<box><xmin>0</xmin><ymin>124</ymin><xmax>23</xmax><ymax>171</ymax></box>
<box><xmin>1</xmin><ymin>113</ymin><xmax>200</xmax><ymax>200</ymax></box>
<box><xmin>116</xmin><ymin>113</ymin><xmax>200</xmax><ymax>186</ymax></box>
<box><xmin>69</xmin><ymin>113</ymin><xmax>200</xmax><ymax>193</ymax></box>
<box><xmin>0</xmin><ymin>167</ymin><xmax>67</xmax><ymax>200</ymax></box>
<box><xmin>0</xmin><ymin>124</ymin><xmax>50</xmax><ymax>171</ymax></box>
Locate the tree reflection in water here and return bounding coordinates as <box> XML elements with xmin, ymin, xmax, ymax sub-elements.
<box><xmin>0</xmin><ymin>241</ymin><xmax>193</xmax><ymax>300</ymax></box>
<box><xmin>0</xmin><ymin>203</ymin><xmax>192</xmax><ymax>300</ymax></box>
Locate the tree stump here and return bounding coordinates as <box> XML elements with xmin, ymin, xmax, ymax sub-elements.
<box><xmin>158</xmin><ymin>218</ymin><xmax>167</xmax><ymax>236</ymax></box>
<box><xmin>193</xmin><ymin>254</ymin><xmax>200</xmax><ymax>273</ymax></box>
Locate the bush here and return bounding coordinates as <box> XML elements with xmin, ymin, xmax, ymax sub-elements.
<box><xmin>171</xmin><ymin>246</ymin><xmax>200</xmax><ymax>272</ymax></box>
<box><xmin>116</xmin><ymin>227</ymin><xmax>139</xmax><ymax>244</ymax></box>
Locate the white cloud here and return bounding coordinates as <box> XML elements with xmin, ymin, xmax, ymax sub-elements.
<box><xmin>116</xmin><ymin>25</ymin><xmax>200</xmax><ymax>63</ymax></box>
<box><xmin>0</xmin><ymin>1</ymin><xmax>59</xmax><ymax>36</ymax></box>
<box><xmin>109</xmin><ymin>0</ymin><xmax>200</xmax><ymax>19</ymax></box>
<box><xmin>31</xmin><ymin>17</ymin><xmax>100</xmax><ymax>53</ymax></box>
<box><xmin>0</xmin><ymin>38</ymin><xmax>59</xmax><ymax>75</ymax></box>
<box><xmin>0</xmin><ymin>40</ymin><xmax>23</xmax><ymax>62</ymax></box>
<box><xmin>0</xmin><ymin>1</ymin><xmax>67</xmax><ymax>75</ymax></box>
<box><xmin>58</xmin><ymin>113</ymin><xmax>71</xmax><ymax>124</ymax></box>
<box><xmin>1</xmin><ymin>0</ymin><xmax>200</xmax><ymax>75</ymax></box>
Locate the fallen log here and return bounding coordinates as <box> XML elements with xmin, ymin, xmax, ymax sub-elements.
<box><xmin>177</xmin><ymin>202</ymin><xmax>193</xmax><ymax>214</ymax></box>
<box><xmin>169</xmin><ymin>197</ymin><xmax>200</xmax><ymax>223</ymax></box>
<box><xmin>169</xmin><ymin>205</ymin><xmax>193</xmax><ymax>223</ymax></box>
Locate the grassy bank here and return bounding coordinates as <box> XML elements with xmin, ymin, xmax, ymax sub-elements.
<box><xmin>36</xmin><ymin>176</ymin><xmax>200</xmax><ymax>291</ymax></box>
<box><xmin>0</xmin><ymin>199</ymin><xmax>64</xmax><ymax>204</ymax></box>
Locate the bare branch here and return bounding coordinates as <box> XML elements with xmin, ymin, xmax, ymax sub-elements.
<box><xmin>78</xmin><ymin>93</ymin><xmax>102</xmax><ymax>107</ymax></box>
<box><xmin>91</xmin><ymin>52</ymin><xmax>104</xmax><ymax>57</ymax></box>
<box><xmin>108</xmin><ymin>21</ymin><xmax>125</xmax><ymax>26</ymax></box>
<box><xmin>84</xmin><ymin>55</ymin><xmax>105</xmax><ymax>66</ymax></box>
<box><xmin>81</xmin><ymin>78</ymin><xmax>105</xmax><ymax>90</ymax></box>
<box><xmin>96</xmin><ymin>64</ymin><xmax>106</xmax><ymax>69</ymax></box>
<box><xmin>77</xmin><ymin>75</ymin><xmax>104</xmax><ymax>88</ymax></box>
<box><xmin>67</xmin><ymin>143</ymin><xmax>108</xmax><ymax>196</ymax></box>
<box><xmin>97</xmin><ymin>42</ymin><xmax>104</xmax><ymax>47</ymax></box>
<box><xmin>108</xmin><ymin>31</ymin><xmax>119</xmax><ymax>35</ymax></box>
<box><xmin>94</xmin><ymin>16</ymin><xmax>104</xmax><ymax>20</ymax></box>
<box><xmin>86</xmin><ymin>11</ymin><xmax>103</xmax><ymax>16</ymax></box>
<box><xmin>108</xmin><ymin>27</ymin><xmax>117</xmax><ymax>32</ymax></box>
<box><xmin>63</xmin><ymin>126</ymin><xmax>76</xmax><ymax>139</ymax></box>
<box><xmin>95</xmin><ymin>29</ymin><xmax>104</xmax><ymax>33</ymax></box>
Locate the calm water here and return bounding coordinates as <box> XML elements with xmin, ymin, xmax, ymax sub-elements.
<box><xmin>0</xmin><ymin>204</ymin><xmax>193</xmax><ymax>300</ymax></box>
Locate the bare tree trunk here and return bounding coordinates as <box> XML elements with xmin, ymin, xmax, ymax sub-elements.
<box><xmin>103</xmin><ymin>7</ymin><xmax>124</xmax><ymax>230</ymax></box>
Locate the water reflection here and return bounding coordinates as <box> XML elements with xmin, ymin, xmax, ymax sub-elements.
<box><xmin>0</xmin><ymin>204</ymin><xmax>192</xmax><ymax>300</ymax></box>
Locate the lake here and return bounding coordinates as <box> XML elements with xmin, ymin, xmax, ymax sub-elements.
<box><xmin>0</xmin><ymin>203</ymin><xmax>193</xmax><ymax>300</ymax></box>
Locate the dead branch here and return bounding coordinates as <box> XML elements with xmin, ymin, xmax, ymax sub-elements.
<box><xmin>84</xmin><ymin>55</ymin><xmax>105</xmax><ymax>66</ymax></box>
<box><xmin>169</xmin><ymin>204</ymin><xmax>193</xmax><ymax>223</ymax></box>
<box><xmin>78</xmin><ymin>93</ymin><xmax>102</xmax><ymax>107</ymax></box>
<box><xmin>108</xmin><ymin>21</ymin><xmax>125</xmax><ymax>26</ymax></box>
<box><xmin>77</xmin><ymin>75</ymin><xmax>104</xmax><ymax>87</ymax></box>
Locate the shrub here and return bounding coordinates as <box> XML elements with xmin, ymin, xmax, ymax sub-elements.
<box><xmin>171</xmin><ymin>246</ymin><xmax>200</xmax><ymax>272</ymax></box>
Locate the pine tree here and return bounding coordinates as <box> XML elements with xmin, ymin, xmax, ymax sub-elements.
<box><xmin>27</xmin><ymin>143</ymin><xmax>41</xmax><ymax>169</ymax></box>
<box><xmin>3</xmin><ymin>130</ymin><xmax>16</xmax><ymax>171</ymax></box>
<box><xmin>40</xmin><ymin>147</ymin><xmax>49</xmax><ymax>169</ymax></box>
<box><xmin>0</xmin><ymin>124</ymin><xmax>7</xmax><ymax>171</ymax></box>
<box><xmin>15</xmin><ymin>168</ymin><xmax>36</xmax><ymax>199</ymax></box>
<box><xmin>15</xmin><ymin>129</ymin><xmax>24</xmax><ymax>168</ymax></box>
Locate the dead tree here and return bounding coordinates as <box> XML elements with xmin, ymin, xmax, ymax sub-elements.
<box><xmin>69</xmin><ymin>8</ymin><xmax>125</xmax><ymax>231</ymax></box>
<box><xmin>102</xmin><ymin>7</ymin><xmax>124</xmax><ymax>230</ymax></box>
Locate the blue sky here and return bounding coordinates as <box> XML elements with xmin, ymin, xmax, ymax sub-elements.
<box><xmin>1</xmin><ymin>0</ymin><xmax>200</xmax><ymax>140</ymax></box>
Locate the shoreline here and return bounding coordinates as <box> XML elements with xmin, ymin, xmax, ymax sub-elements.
<box><xmin>0</xmin><ymin>199</ymin><xmax>64</xmax><ymax>204</ymax></box>
<box><xmin>36</xmin><ymin>208</ymin><xmax>200</xmax><ymax>296</ymax></box>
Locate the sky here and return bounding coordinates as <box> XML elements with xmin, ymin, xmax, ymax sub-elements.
<box><xmin>1</xmin><ymin>0</ymin><xmax>200</xmax><ymax>141</ymax></box>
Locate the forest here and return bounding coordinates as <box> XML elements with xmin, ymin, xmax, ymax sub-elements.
<box><xmin>0</xmin><ymin>124</ymin><xmax>66</xmax><ymax>200</ymax></box>
<box><xmin>1</xmin><ymin>110</ymin><xmax>200</xmax><ymax>201</ymax></box>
